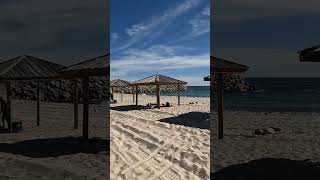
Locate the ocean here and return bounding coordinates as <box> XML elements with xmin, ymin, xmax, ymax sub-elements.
<box><xmin>149</xmin><ymin>78</ymin><xmax>320</xmax><ymax>112</ymax></box>
<box><xmin>147</xmin><ymin>86</ymin><xmax>210</xmax><ymax>97</ymax></box>
<box><xmin>220</xmin><ymin>78</ymin><xmax>320</xmax><ymax>112</ymax></box>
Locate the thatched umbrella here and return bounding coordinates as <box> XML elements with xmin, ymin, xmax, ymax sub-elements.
<box><xmin>61</xmin><ymin>54</ymin><xmax>109</xmax><ymax>139</ymax></box>
<box><xmin>298</xmin><ymin>44</ymin><xmax>320</xmax><ymax>62</ymax></box>
<box><xmin>110</xmin><ymin>79</ymin><xmax>130</xmax><ymax>102</ymax></box>
<box><xmin>205</xmin><ymin>56</ymin><xmax>249</xmax><ymax>139</ymax></box>
<box><xmin>130</xmin><ymin>74</ymin><xmax>187</xmax><ymax>109</ymax></box>
<box><xmin>0</xmin><ymin>55</ymin><xmax>65</xmax><ymax>132</ymax></box>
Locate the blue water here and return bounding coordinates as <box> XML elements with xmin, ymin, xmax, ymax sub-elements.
<box><xmin>219</xmin><ymin>78</ymin><xmax>320</xmax><ymax>112</ymax></box>
<box><xmin>147</xmin><ymin>79</ymin><xmax>320</xmax><ymax>112</ymax></box>
<box><xmin>147</xmin><ymin>86</ymin><xmax>210</xmax><ymax>97</ymax></box>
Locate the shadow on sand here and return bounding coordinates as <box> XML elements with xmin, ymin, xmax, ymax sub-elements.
<box><xmin>111</xmin><ymin>105</ymin><xmax>146</xmax><ymax>111</ymax></box>
<box><xmin>159</xmin><ymin>112</ymin><xmax>209</xmax><ymax>129</ymax></box>
<box><xmin>0</xmin><ymin>137</ymin><xmax>109</xmax><ymax>158</ymax></box>
<box><xmin>211</xmin><ymin>158</ymin><xmax>320</xmax><ymax>180</ymax></box>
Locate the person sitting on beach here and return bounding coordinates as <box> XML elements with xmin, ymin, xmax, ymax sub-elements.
<box><xmin>0</xmin><ymin>97</ymin><xmax>8</xmax><ymax>128</ymax></box>
<box><xmin>165</xmin><ymin>102</ymin><xmax>172</xmax><ymax>107</ymax></box>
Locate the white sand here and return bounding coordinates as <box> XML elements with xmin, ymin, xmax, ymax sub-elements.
<box><xmin>111</xmin><ymin>93</ymin><xmax>210</xmax><ymax>180</ymax></box>
<box><xmin>211</xmin><ymin>111</ymin><xmax>320</xmax><ymax>173</ymax></box>
<box><xmin>0</xmin><ymin>100</ymin><xmax>108</xmax><ymax>180</ymax></box>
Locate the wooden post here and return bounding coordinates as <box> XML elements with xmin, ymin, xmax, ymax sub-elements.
<box><xmin>132</xmin><ymin>87</ymin><xmax>135</xmax><ymax>103</ymax></box>
<box><xmin>82</xmin><ymin>77</ymin><xmax>89</xmax><ymax>139</ymax></box>
<box><xmin>6</xmin><ymin>82</ymin><xmax>11</xmax><ymax>132</ymax></box>
<box><xmin>217</xmin><ymin>73</ymin><xmax>224</xmax><ymax>139</ymax></box>
<box><xmin>135</xmin><ymin>86</ymin><xmax>138</xmax><ymax>106</ymax></box>
<box><xmin>156</xmin><ymin>85</ymin><xmax>160</xmax><ymax>109</ymax></box>
<box><xmin>177</xmin><ymin>84</ymin><xmax>181</xmax><ymax>106</ymax></box>
<box><xmin>73</xmin><ymin>80</ymin><xmax>79</xmax><ymax>129</ymax></box>
<box><xmin>121</xmin><ymin>89</ymin><xmax>123</xmax><ymax>102</ymax></box>
<box><xmin>36</xmin><ymin>81</ymin><xmax>40</xmax><ymax>126</ymax></box>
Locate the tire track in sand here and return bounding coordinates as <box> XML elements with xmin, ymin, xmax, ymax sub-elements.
<box><xmin>111</xmin><ymin>110</ymin><xmax>209</xmax><ymax>180</ymax></box>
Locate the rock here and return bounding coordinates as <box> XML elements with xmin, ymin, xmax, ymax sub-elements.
<box><xmin>255</xmin><ymin>129</ymin><xmax>265</xmax><ymax>135</ymax></box>
<box><xmin>265</xmin><ymin>127</ymin><xmax>275</xmax><ymax>134</ymax></box>
<box><xmin>255</xmin><ymin>127</ymin><xmax>281</xmax><ymax>135</ymax></box>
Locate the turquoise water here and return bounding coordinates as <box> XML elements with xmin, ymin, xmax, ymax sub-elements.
<box><xmin>147</xmin><ymin>86</ymin><xmax>210</xmax><ymax>97</ymax></box>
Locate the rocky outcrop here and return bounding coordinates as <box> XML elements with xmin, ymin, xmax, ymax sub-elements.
<box><xmin>10</xmin><ymin>78</ymin><xmax>109</xmax><ymax>103</ymax></box>
<box><xmin>212</xmin><ymin>74</ymin><xmax>255</xmax><ymax>92</ymax></box>
<box><xmin>111</xmin><ymin>85</ymin><xmax>187</xmax><ymax>94</ymax></box>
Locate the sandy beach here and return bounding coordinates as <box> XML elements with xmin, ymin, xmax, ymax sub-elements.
<box><xmin>211</xmin><ymin>111</ymin><xmax>320</xmax><ymax>178</ymax></box>
<box><xmin>0</xmin><ymin>100</ymin><xmax>108</xmax><ymax>180</ymax></box>
<box><xmin>111</xmin><ymin>93</ymin><xmax>210</xmax><ymax>180</ymax></box>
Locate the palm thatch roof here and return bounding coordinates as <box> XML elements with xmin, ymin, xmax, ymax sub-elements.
<box><xmin>62</xmin><ymin>54</ymin><xmax>109</xmax><ymax>77</ymax></box>
<box><xmin>110</xmin><ymin>79</ymin><xmax>130</xmax><ymax>87</ymax></box>
<box><xmin>131</xmin><ymin>74</ymin><xmax>187</xmax><ymax>86</ymax></box>
<box><xmin>0</xmin><ymin>55</ymin><xmax>65</xmax><ymax>80</ymax></box>
<box><xmin>298</xmin><ymin>45</ymin><xmax>320</xmax><ymax>62</ymax></box>
<box><xmin>211</xmin><ymin>56</ymin><xmax>249</xmax><ymax>74</ymax></box>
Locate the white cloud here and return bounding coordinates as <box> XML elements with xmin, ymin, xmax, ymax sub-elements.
<box><xmin>111</xmin><ymin>33</ymin><xmax>119</xmax><ymax>40</ymax></box>
<box><xmin>111</xmin><ymin>44</ymin><xmax>209</xmax><ymax>82</ymax></box>
<box><xmin>125</xmin><ymin>24</ymin><xmax>146</xmax><ymax>36</ymax></box>
<box><xmin>114</xmin><ymin>0</ymin><xmax>202</xmax><ymax>52</ymax></box>
<box><xmin>201</xmin><ymin>5</ymin><xmax>210</xmax><ymax>16</ymax></box>
<box><xmin>189</xmin><ymin>5</ymin><xmax>210</xmax><ymax>37</ymax></box>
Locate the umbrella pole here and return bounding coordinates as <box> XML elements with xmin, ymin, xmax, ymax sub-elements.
<box><xmin>156</xmin><ymin>85</ymin><xmax>160</xmax><ymax>109</ymax></box>
<box><xmin>217</xmin><ymin>73</ymin><xmax>224</xmax><ymax>139</ymax></box>
<box><xmin>135</xmin><ymin>86</ymin><xmax>138</xmax><ymax>106</ymax></box>
<box><xmin>6</xmin><ymin>82</ymin><xmax>12</xmax><ymax>133</ymax></box>
<box><xmin>177</xmin><ymin>85</ymin><xmax>180</xmax><ymax>105</ymax></box>
<box><xmin>37</xmin><ymin>81</ymin><xmax>41</xmax><ymax>126</ymax></box>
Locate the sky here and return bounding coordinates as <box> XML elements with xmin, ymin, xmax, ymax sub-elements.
<box><xmin>213</xmin><ymin>0</ymin><xmax>320</xmax><ymax>77</ymax></box>
<box><xmin>110</xmin><ymin>0</ymin><xmax>210</xmax><ymax>86</ymax></box>
<box><xmin>0</xmin><ymin>0</ymin><xmax>108</xmax><ymax>66</ymax></box>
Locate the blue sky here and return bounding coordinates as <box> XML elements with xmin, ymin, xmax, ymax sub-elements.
<box><xmin>110</xmin><ymin>0</ymin><xmax>210</xmax><ymax>86</ymax></box>
<box><xmin>213</xmin><ymin>0</ymin><xmax>320</xmax><ymax>77</ymax></box>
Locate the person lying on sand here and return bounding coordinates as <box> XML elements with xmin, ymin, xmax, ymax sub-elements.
<box><xmin>189</xmin><ymin>101</ymin><xmax>198</xmax><ymax>105</ymax></box>
<box><xmin>160</xmin><ymin>102</ymin><xmax>172</xmax><ymax>107</ymax></box>
<box><xmin>0</xmin><ymin>97</ymin><xmax>8</xmax><ymax>128</ymax></box>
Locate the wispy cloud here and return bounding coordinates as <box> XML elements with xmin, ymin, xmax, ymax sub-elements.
<box><xmin>114</xmin><ymin>0</ymin><xmax>203</xmax><ymax>52</ymax></box>
<box><xmin>111</xmin><ymin>44</ymin><xmax>209</xmax><ymax>81</ymax></box>
<box><xmin>111</xmin><ymin>33</ymin><xmax>119</xmax><ymax>40</ymax></box>
<box><xmin>125</xmin><ymin>24</ymin><xmax>146</xmax><ymax>37</ymax></box>
<box><xmin>189</xmin><ymin>5</ymin><xmax>210</xmax><ymax>37</ymax></box>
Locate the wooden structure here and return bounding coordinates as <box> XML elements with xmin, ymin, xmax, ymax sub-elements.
<box><xmin>0</xmin><ymin>55</ymin><xmax>65</xmax><ymax>132</ymax></box>
<box><xmin>61</xmin><ymin>54</ymin><xmax>109</xmax><ymax>139</ymax></box>
<box><xmin>130</xmin><ymin>74</ymin><xmax>187</xmax><ymax>109</ymax></box>
<box><xmin>110</xmin><ymin>79</ymin><xmax>130</xmax><ymax>102</ymax></box>
<box><xmin>298</xmin><ymin>45</ymin><xmax>320</xmax><ymax>62</ymax></box>
<box><xmin>206</xmin><ymin>56</ymin><xmax>249</xmax><ymax>139</ymax></box>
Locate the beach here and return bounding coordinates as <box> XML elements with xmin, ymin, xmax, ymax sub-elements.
<box><xmin>111</xmin><ymin>93</ymin><xmax>210</xmax><ymax>180</ymax></box>
<box><xmin>0</xmin><ymin>100</ymin><xmax>108</xmax><ymax>180</ymax></box>
<box><xmin>211</xmin><ymin>111</ymin><xmax>320</xmax><ymax>175</ymax></box>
